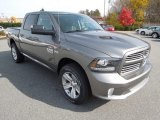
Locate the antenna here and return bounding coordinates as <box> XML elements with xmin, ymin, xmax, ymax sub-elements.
<box><xmin>40</xmin><ymin>8</ymin><xmax>44</xmax><ymax>11</ymax></box>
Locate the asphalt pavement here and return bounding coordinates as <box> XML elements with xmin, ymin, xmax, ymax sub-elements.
<box><xmin>0</xmin><ymin>32</ymin><xmax>160</xmax><ymax>120</ymax></box>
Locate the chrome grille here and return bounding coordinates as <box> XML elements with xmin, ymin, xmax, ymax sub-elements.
<box><xmin>121</xmin><ymin>49</ymin><xmax>149</xmax><ymax>75</ymax></box>
<box><xmin>125</xmin><ymin>49</ymin><xmax>149</xmax><ymax>62</ymax></box>
<box><xmin>121</xmin><ymin>62</ymin><xmax>141</xmax><ymax>74</ymax></box>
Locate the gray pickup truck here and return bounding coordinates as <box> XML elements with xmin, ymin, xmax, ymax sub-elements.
<box><xmin>7</xmin><ymin>11</ymin><xmax>152</xmax><ymax>104</ymax></box>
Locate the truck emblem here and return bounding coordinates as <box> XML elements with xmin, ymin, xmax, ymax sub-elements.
<box><xmin>47</xmin><ymin>47</ymin><xmax>54</xmax><ymax>54</ymax></box>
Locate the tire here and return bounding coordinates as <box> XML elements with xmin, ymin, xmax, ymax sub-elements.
<box><xmin>152</xmin><ymin>33</ymin><xmax>159</xmax><ymax>38</ymax></box>
<box><xmin>141</xmin><ymin>31</ymin><xmax>145</xmax><ymax>35</ymax></box>
<box><xmin>59</xmin><ymin>63</ymin><xmax>90</xmax><ymax>104</ymax></box>
<box><xmin>11</xmin><ymin>43</ymin><xmax>24</xmax><ymax>63</ymax></box>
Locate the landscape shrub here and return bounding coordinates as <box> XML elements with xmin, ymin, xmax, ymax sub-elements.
<box><xmin>0</xmin><ymin>22</ymin><xmax>21</xmax><ymax>28</ymax></box>
<box><xmin>0</xmin><ymin>31</ymin><xmax>5</xmax><ymax>36</ymax></box>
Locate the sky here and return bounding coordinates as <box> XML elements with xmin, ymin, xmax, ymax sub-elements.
<box><xmin>0</xmin><ymin>0</ymin><xmax>110</xmax><ymax>18</ymax></box>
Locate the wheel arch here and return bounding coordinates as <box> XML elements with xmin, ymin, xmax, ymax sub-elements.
<box><xmin>141</xmin><ymin>31</ymin><xmax>145</xmax><ymax>35</ymax></box>
<box><xmin>152</xmin><ymin>32</ymin><xmax>159</xmax><ymax>38</ymax></box>
<box><xmin>152</xmin><ymin>32</ymin><xmax>158</xmax><ymax>35</ymax></box>
<box><xmin>57</xmin><ymin>58</ymin><xmax>92</xmax><ymax>95</ymax></box>
<box><xmin>8</xmin><ymin>38</ymin><xmax>15</xmax><ymax>47</ymax></box>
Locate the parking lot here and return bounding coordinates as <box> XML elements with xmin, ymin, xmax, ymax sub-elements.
<box><xmin>0</xmin><ymin>32</ymin><xmax>160</xmax><ymax>120</ymax></box>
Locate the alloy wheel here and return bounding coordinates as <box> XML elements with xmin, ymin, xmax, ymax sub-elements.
<box><xmin>152</xmin><ymin>33</ymin><xmax>158</xmax><ymax>38</ymax></box>
<box><xmin>11</xmin><ymin>46</ymin><xmax>17</xmax><ymax>60</ymax></box>
<box><xmin>62</xmin><ymin>72</ymin><xmax>80</xmax><ymax>99</ymax></box>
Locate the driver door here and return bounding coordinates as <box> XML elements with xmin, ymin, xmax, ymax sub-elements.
<box><xmin>31</xmin><ymin>13</ymin><xmax>56</xmax><ymax>67</ymax></box>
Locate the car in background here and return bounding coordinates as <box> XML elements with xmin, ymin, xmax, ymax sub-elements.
<box><xmin>100</xmin><ymin>24</ymin><xmax>115</xmax><ymax>31</ymax></box>
<box><xmin>139</xmin><ymin>26</ymin><xmax>160</xmax><ymax>35</ymax></box>
<box><xmin>150</xmin><ymin>27</ymin><xmax>160</xmax><ymax>38</ymax></box>
<box><xmin>135</xmin><ymin>26</ymin><xmax>149</xmax><ymax>33</ymax></box>
<box><xmin>0</xmin><ymin>26</ymin><xmax>4</xmax><ymax>32</ymax></box>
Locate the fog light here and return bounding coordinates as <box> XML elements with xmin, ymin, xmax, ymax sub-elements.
<box><xmin>108</xmin><ymin>88</ymin><xmax>114</xmax><ymax>96</ymax></box>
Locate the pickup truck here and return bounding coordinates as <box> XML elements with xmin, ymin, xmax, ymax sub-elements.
<box><xmin>7</xmin><ymin>11</ymin><xmax>152</xmax><ymax>104</ymax></box>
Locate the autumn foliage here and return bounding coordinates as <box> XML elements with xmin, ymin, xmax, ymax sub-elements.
<box><xmin>119</xmin><ymin>7</ymin><xmax>135</xmax><ymax>26</ymax></box>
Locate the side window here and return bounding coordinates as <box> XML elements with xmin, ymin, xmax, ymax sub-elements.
<box><xmin>150</xmin><ymin>27</ymin><xmax>155</xmax><ymax>30</ymax></box>
<box><xmin>152</xmin><ymin>27</ymin><xmax>156</xmax><ymax>30</ymax></box>
<box><xmin>156</xmin><ymin>27</ymin><xmax>160</xmax><ymax>30</ymax></box>
<box><xmin>37</xmin><ymin>14</ymin><xmax>53</xmax><ymax>30</ymax></box>
<box><xmin>23</xmin><ymin>14</ymin><xmax>38</xmax><ymax>30</ymax></box>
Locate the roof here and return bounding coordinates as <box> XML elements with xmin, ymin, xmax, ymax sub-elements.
<box><xmin>27</xmin><ymin>11</ymin><xmax>80</xmax><ymax>15</ymax></box>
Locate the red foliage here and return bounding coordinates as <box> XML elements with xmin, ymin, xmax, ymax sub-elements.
<box><xmin>119</xmin><ymin>7</ymin><xmax>135</xmax><ymax>26</ymax></box>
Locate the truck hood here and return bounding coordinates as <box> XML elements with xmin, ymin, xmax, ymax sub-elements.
<box><xmin>64</xmin><ymin>31</ymin><xmax>149</xmax><ymax>58</ymax></box>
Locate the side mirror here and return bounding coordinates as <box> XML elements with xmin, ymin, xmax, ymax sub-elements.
<box><xmin>31</xmin><ymin>25</ymin><xmax>55</xmax><ymax>35</ymax></box>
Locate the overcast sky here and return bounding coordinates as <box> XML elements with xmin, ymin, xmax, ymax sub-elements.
<box><xmin>0</xmin><ymin>0</ymin><xmax>110</xmax><ymax>18</ymax></box>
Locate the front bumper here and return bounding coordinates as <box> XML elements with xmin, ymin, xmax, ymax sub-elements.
<box><xmin>85</xmin><ymin>62</ymin><xmax>152</xmax><ymax>100</ymax></box>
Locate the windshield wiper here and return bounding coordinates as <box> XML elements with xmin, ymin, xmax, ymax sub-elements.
<box><xmin>65</xmin><ymin>30</ymin><xmax>84</xmax><ymax>33</ymax></box>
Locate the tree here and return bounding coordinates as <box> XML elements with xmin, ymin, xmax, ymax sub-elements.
<box><xmin>119</xmin><ymin>7</ymin><xmax>135</xmax><ymax>26</ymax></box>
<box><xmin>110</xmin><ymin>0</ymin><xmax>149</xmax><ymax>26</ymax></box>
<box><xmin>107</xmin><ymin>13</ymin><xmax>119</xmax><ymax>26</ymax></box>
<box><xmin>79</xmin><ymin>9</ymin><xmax>101</xmax><ymax>17</ymax></box>
<box><xmin>109</xmin><ymin>0</ymin><xmax>130</xmax><ymax>13</ymax></box>
<box><xmin>129</xmin><ymin>0</ymin><xmax>149</xmax><ymax>21</ymax></box>
<box><xmin>93</xmin><ymin>9</ymin><xmax>101</xmax><ymax>17</ymax></box>
<box><xmin>10</xmin><ymin>16</ymin><xmax>17</xmax><ymax>23</ymax></box>
<box><xmin>146</xmin><ymin>0</ymin><xmax>160</xmax><ymax>23</ymax></box>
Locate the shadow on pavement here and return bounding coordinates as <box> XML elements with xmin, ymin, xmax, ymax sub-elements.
<box><xmin>0</xmin><ymin>50</ymin><xmax>108</xmax><ymax>112</ymax></box>
<box><xmin>151</xmin><ymin>39</ymin><xmax>160</xmax><ymax>42</ymax></box>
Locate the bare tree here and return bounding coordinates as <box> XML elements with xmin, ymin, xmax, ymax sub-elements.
<box><xmin>79</xmin><ymin>9</ymin><xmax>101</xmax><ymax>17</ymax></box>
<box><xmin>146</xmin><ymin>0</ymin><xmax>160</xmax><ymax>23</ymax></box>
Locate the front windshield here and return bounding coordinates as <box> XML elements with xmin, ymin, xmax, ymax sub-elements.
<box><xmin>53</xmin><ymin>14</ymin><xmax>103</xmax><ymax>33</ymax></box>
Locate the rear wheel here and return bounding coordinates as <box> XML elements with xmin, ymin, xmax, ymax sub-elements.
<box><xmin>152</xmin><ymin>33</ymin><xmax>159</xmax><ymax>38</ymax></box>
<box><xmin>11</xmin><ymin>43</ymin><xmax>24</xmax><ymax>63</ymax></box>
<box><xmin>59</xmin><ymin>63</ymin><xmax>90</xmax><ymax>104</ymax></box>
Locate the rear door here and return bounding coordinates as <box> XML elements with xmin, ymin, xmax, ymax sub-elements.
<box><xmin>19</xmin><ymin>13</ymin><xmax>39</xmax><ymax>56</ymax></box>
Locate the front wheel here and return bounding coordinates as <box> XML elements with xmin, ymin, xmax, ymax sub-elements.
<box><xmin>152</xmin><ymin>33</ymin><xmax>159</xmax><ymax>38</ymax></box>
<box><xmin>59</xmin><ymin>63</ymin><xmax>90</xmax><ymax>104</ymax></box>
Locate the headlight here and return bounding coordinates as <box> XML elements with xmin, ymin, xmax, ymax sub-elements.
<box><xmin>89</xmin><ymin>57</ymin><xmax>121</xmax><ymax>72</ymax></box>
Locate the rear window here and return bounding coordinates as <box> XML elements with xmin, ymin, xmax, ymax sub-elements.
<box><xmin>23</xmin><ymin>14</ymin><xmax>38</xmax><ymax>30</ymax></box>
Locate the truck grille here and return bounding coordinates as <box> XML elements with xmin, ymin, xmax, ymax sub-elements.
<box><xmin>121</xmin><ymin>62</ymin><xmax>141</xmax><ymax>74</ymax></box>
<box><xmin>126</xmin><ymin>49</ymin><xmax>149</xmax><ymax>62</ymax></box>
<box><xmin>121</xmin><ymin>48</ymin><xmax>149</xmax><ymax>75</ymax></box>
